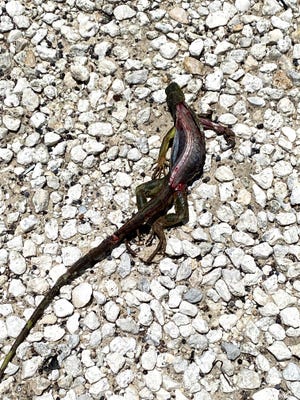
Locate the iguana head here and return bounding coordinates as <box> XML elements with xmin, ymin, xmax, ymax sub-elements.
<box><xmin>165</xmin><ymin>82</ymin><xmax>185</xmax><ymax>120</ymax></box>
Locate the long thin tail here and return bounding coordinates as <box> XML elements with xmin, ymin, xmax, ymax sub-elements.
<box><xmin>0</xmin><ymin>236</ymin><xmax>117</xmax><ymax>381</ymax></box>
<box><xmin>0</xmin><ymin>176</ymin><xmax>173</xmax><ymax>381</ymax></box>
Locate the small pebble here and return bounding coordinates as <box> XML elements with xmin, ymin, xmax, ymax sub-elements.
<box><xmin>189</xmin><ymin>39</ymin><xmax>204</xmax><ymax>57</ymax></box>
<box><xmin>205</xmin><ymin>68</ymin><xmax>223</xmax><ymax>91</ymax></box>
<box><xmin>252</xmin><ymin>388</ymin><xmax>279</xmax><ymax>400</ymax></box>
<box><xmin>113</xmin><ymin>5</ymin><xmax>136</xmax><ymax>21</ymax></box>
<box><xmin>53</xmin><ymin>299</ymin><xmax>74</xmax><ymax>318</ymax></box>
<box><xmin>237</xmin><ymin>368</ymin><xmax>261</xmax><ymax>389</ymax></box>
<box><xmin>205</xmin><ymin>11</ymin><xmax>230</xmax><ymax>29</ymax></box>
<box><xmin>268</xmin><ymin>341</ymin><xmax>292</xmax><ymax>361</ymax></box>
<box><xmin>72</xmin><ymin>283</ymin><xmax>93</xmax><ymax>308</ymax></box>
<box><xmin>3</xmin><ymin>115</ymin><xmax>21</xmax><ymax>131</ymax></box>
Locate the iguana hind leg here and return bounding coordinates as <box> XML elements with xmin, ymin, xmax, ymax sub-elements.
<box><xmin>125</xmin><ymin>177</ymin><xmax>166</xmax><ymax>253</ymax></box>
<box><xmin>135</xmin><ymin>177</ymin><xmax>166</xmax><ymax>210</ymax></box>
<box><xmin>146</xmin><ymin>188</ymin><xmax>189</xmax><ymax>264</ymax></box>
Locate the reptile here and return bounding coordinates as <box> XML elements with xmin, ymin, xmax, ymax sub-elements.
<box><xmin>0</xmin><ymin>82</ymin><xmax>235</xmax><ymax>381</ymax></box>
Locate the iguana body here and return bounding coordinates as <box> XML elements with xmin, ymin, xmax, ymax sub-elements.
<box><xmin>0</xmin><ymin>82</ymin><xmax>235</xmax><ymax>381</ymax></box>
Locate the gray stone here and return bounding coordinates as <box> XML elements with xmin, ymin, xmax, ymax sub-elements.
<box><xmin>221</xmin><ymin>342</ymin><xmax>241</xmax><ymax>360</ymax></box>
<box><xmin>183</xmin><ymin>288</ymin><xmax>203</xmax><ymax>304</ymax></box>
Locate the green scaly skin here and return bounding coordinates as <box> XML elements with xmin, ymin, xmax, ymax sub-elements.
<box><xmin>0</xmin><ymin>82</ymin><xmax>235</xmax><ymax>382</ymax></box>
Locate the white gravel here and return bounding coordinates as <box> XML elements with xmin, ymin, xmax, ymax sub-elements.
<box><xmin>0</xmin><ymin>0</ymin><xmax>300</xmax><ymax>399</ymax></box>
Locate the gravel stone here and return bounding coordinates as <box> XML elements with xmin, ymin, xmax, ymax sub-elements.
<box><xmin>214</xmin><ymin>166</ymin><xmax>234</xmax><ymax>182</ymax></box>
<box><xmin>115</xmin><ymin>172</ymin><xmax>132</xmax><ymax>188</ymax></box>
<box><xmin>252</xmin><ymin>388</ymin><xmax>279</xmax><ymax>400</ymax></box>
<box><xmin>19</xmin><ymin>215</ymin><xmax>38</xmax><ymax>232</ymax></box>
<box><xmin>22</xmin><ymin>357</ymin><xmax>42</xmax><ymax>380</ymax></box>
<box><xmin>144</xmin><ymin>369</ymin><xmax>162</xmax><ymax>391</ymax></box>
<box><xmin>183</xmin><ymin>288</ymin><xmax>203</xmax><ymax>304</ymax></box>
<box><xmin>0</xmin><ymin>148</ymin><xmax>13</xmax><ymax>163</ymax></box>
<box><xmin>280</xmin><ymin>307</ymin><xmax>300</xmax><ymax>328</ymax></box>
<box><xmin>290</xmin><ymin>184</ymin><xmax>300</xmax><ymax>205</ymax></box>
<box><xmin>70</xmin><ymin>65</ymin><xmax>90</xmax><ymax>82</ymax></box>
<box><xmin>84</xmin><ymin>311</ymin><xmax>100</xmax><ymax>330</ymax></box>
<box><xmin>62</xmin><ymin>246</ymin><xmax>81</xmax><ymax>267</ymax></box>
<box><xmin>283</xmin><ymin>363</ymin><xmax>300</xmax><ymax>381</ymax></box>
<box><xmin>9</xmin><ymin>250</ymin><xmax>26</xmax><ymax>275</ymax></box>
<box><xmin>0</xmin><ymin>16</ymin><xmax>14</xmax><ymax>32</ymax></box>
<box><xmin>219</xmin><ymin>314</ymin><xmax>238</xmax><ymax>331</ymax></box>
<box><xmin>113</xmin><ymin>318</ymin><xmax>138</xmax><ymax>334</ymax></box>
<box><xmin>268</xmin><ymin>341</ymin><xmax>292</xmax><ymax>361</ymax></box>
<box><xmin>70</xmin><ymin>145</ymin><xmax>87</xmax><ymax>163</ymax></box>
<box><xmin>104</xmin><ymin>301</ymin><xmax>120</xmax><ymax>323</ymax></box>
<box><xmin>141</xmin><ymin>347</ymin><xmax>157</xmax><ymax>371</ymax></box>
<box><xmin>236</xmin><ymin>368</ymin><xmax>261</xmax><ymax>389</ymax></box>
<box><xmin>125</xmin><ymin>70</ymin><xmax>148</xmax><ymax>84</ymax></box>
<box><xmin>53</xmin><ymin>299</ymin><xmax>74</xmax><ymax>318</ymax></box>
<box><xmin>241</xmin><ymin>73</ymin><xmax>263</xmax><ymax>92</ymax></box>
<box><xmin>176</xmin><ymin>261</ymin><xmax>192</xmax><ymax>281</ymax></box>
<box><xmin>150</xmin><ymin>280</ymin><xmax>168</xmax><ymax>301</ymax></box>
<box><xmin>21</xmin><ymin>87</ymin><xmax>40</xmax><ymax>111</ymax></box>
<box><xmin>88</xmin><ymin>122</ymin><xmax>113</xmax><ymax>137</ymax></box>
<box><xmin>235</xmin><ymin>0</ymin><xmax>251</xmax><ymax>12</ymax></box>
<box><xmin>138</xmin><ymin>303</ymin><xmax>153</xmax><ymax>326</ymax></box>
<box><xmin>169</xmin><ymin>7</ymin><xmax>189</xmax><ymax>24</ymax></box>
<box><xmin>106</xmin><ymin>352</ymin><xmax>125</xmax><ymax>374</ymax></box>
<box><xmin>159</xmin><ymin>42</ymin><xmax>178</xmax><ymax>59</ymax></box>
<box><xmin>3</xmin><ymin>115</ymin><xmax>21</xmax><ymax>131</ymax></box>
<box><xmin>252</xmin><ymin>242</ymin><xmax>273</xmax><ymax>258</ymax></box>
<box><xmin>72</xmin><ymin>282</ymin><xmax>92</xmax><ymax>308</ymax></box>
<box><xmin>44</xmin><ymin>325</ymin><xmax>65</xmax><ymax>342</ymax></box>
<box><xmin>221</xmin><ymin>342</ymin><xmax>241</xmax><ymax>360</ymax></box>
<box><xmin>32</xmin><ymin>189</ymin><xmax>49</xmax><ymax>213</ymax></box>
<box><xmin>251</xmin><ymin>167</ymin><xmax>274</xmax><ymax>189</ymax></box>
<box><xmin>269</xmin><ymin>323</ymin><xmax>286</xmax><ymax>340</ymax></box>
<box><xmin>113</xmin><ymin>5</ymin><xmax>136</xmax><ymax>20</ymax></box>
<box><xmin>179</xmin><ymin>301</ymin><xmax>198</xmax><ymax>317</ymax></box>
<box><xmin>6</xmin><ymin>0</ymin><xmax>25</xmax><ymax>16</ymax></box>
<box><xmin>205</xmin><ymin>11</ymin><xmax>230</xmax><ymax>29</ymax></box>
<box><xmin>215</xmin><ymin>279</ymin><xmax>231</xmax><ymax>301</ymax></box>
<box><xmin>189</xmin><ymin>39</ymin><xmax>204</xmax><ymax>57</ymax></box>
<box><xmin>205</xmin><ymin>68</ymin><xmax>223</xmax><ymax>91</ymax></box>
<box><xmin>182</xmin><ymin>56</ymin><xmax>203</xmax><ymax>75</ymax></box>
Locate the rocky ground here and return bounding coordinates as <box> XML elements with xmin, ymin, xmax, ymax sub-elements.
<box><xmin>0</xmin><ymin>0</ymin><xmax>300</xmax><ymax>399</ymax></box>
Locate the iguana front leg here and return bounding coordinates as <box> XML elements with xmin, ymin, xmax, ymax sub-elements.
<box><xmin>199</xmin><ymin>117</ymin><xmax>235</xmax><ymax>149</ymax></box>
<box><xmin>152</xmin><ymin>127</ymin><xmax>176</xmax><ymax>179</ymax></box>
